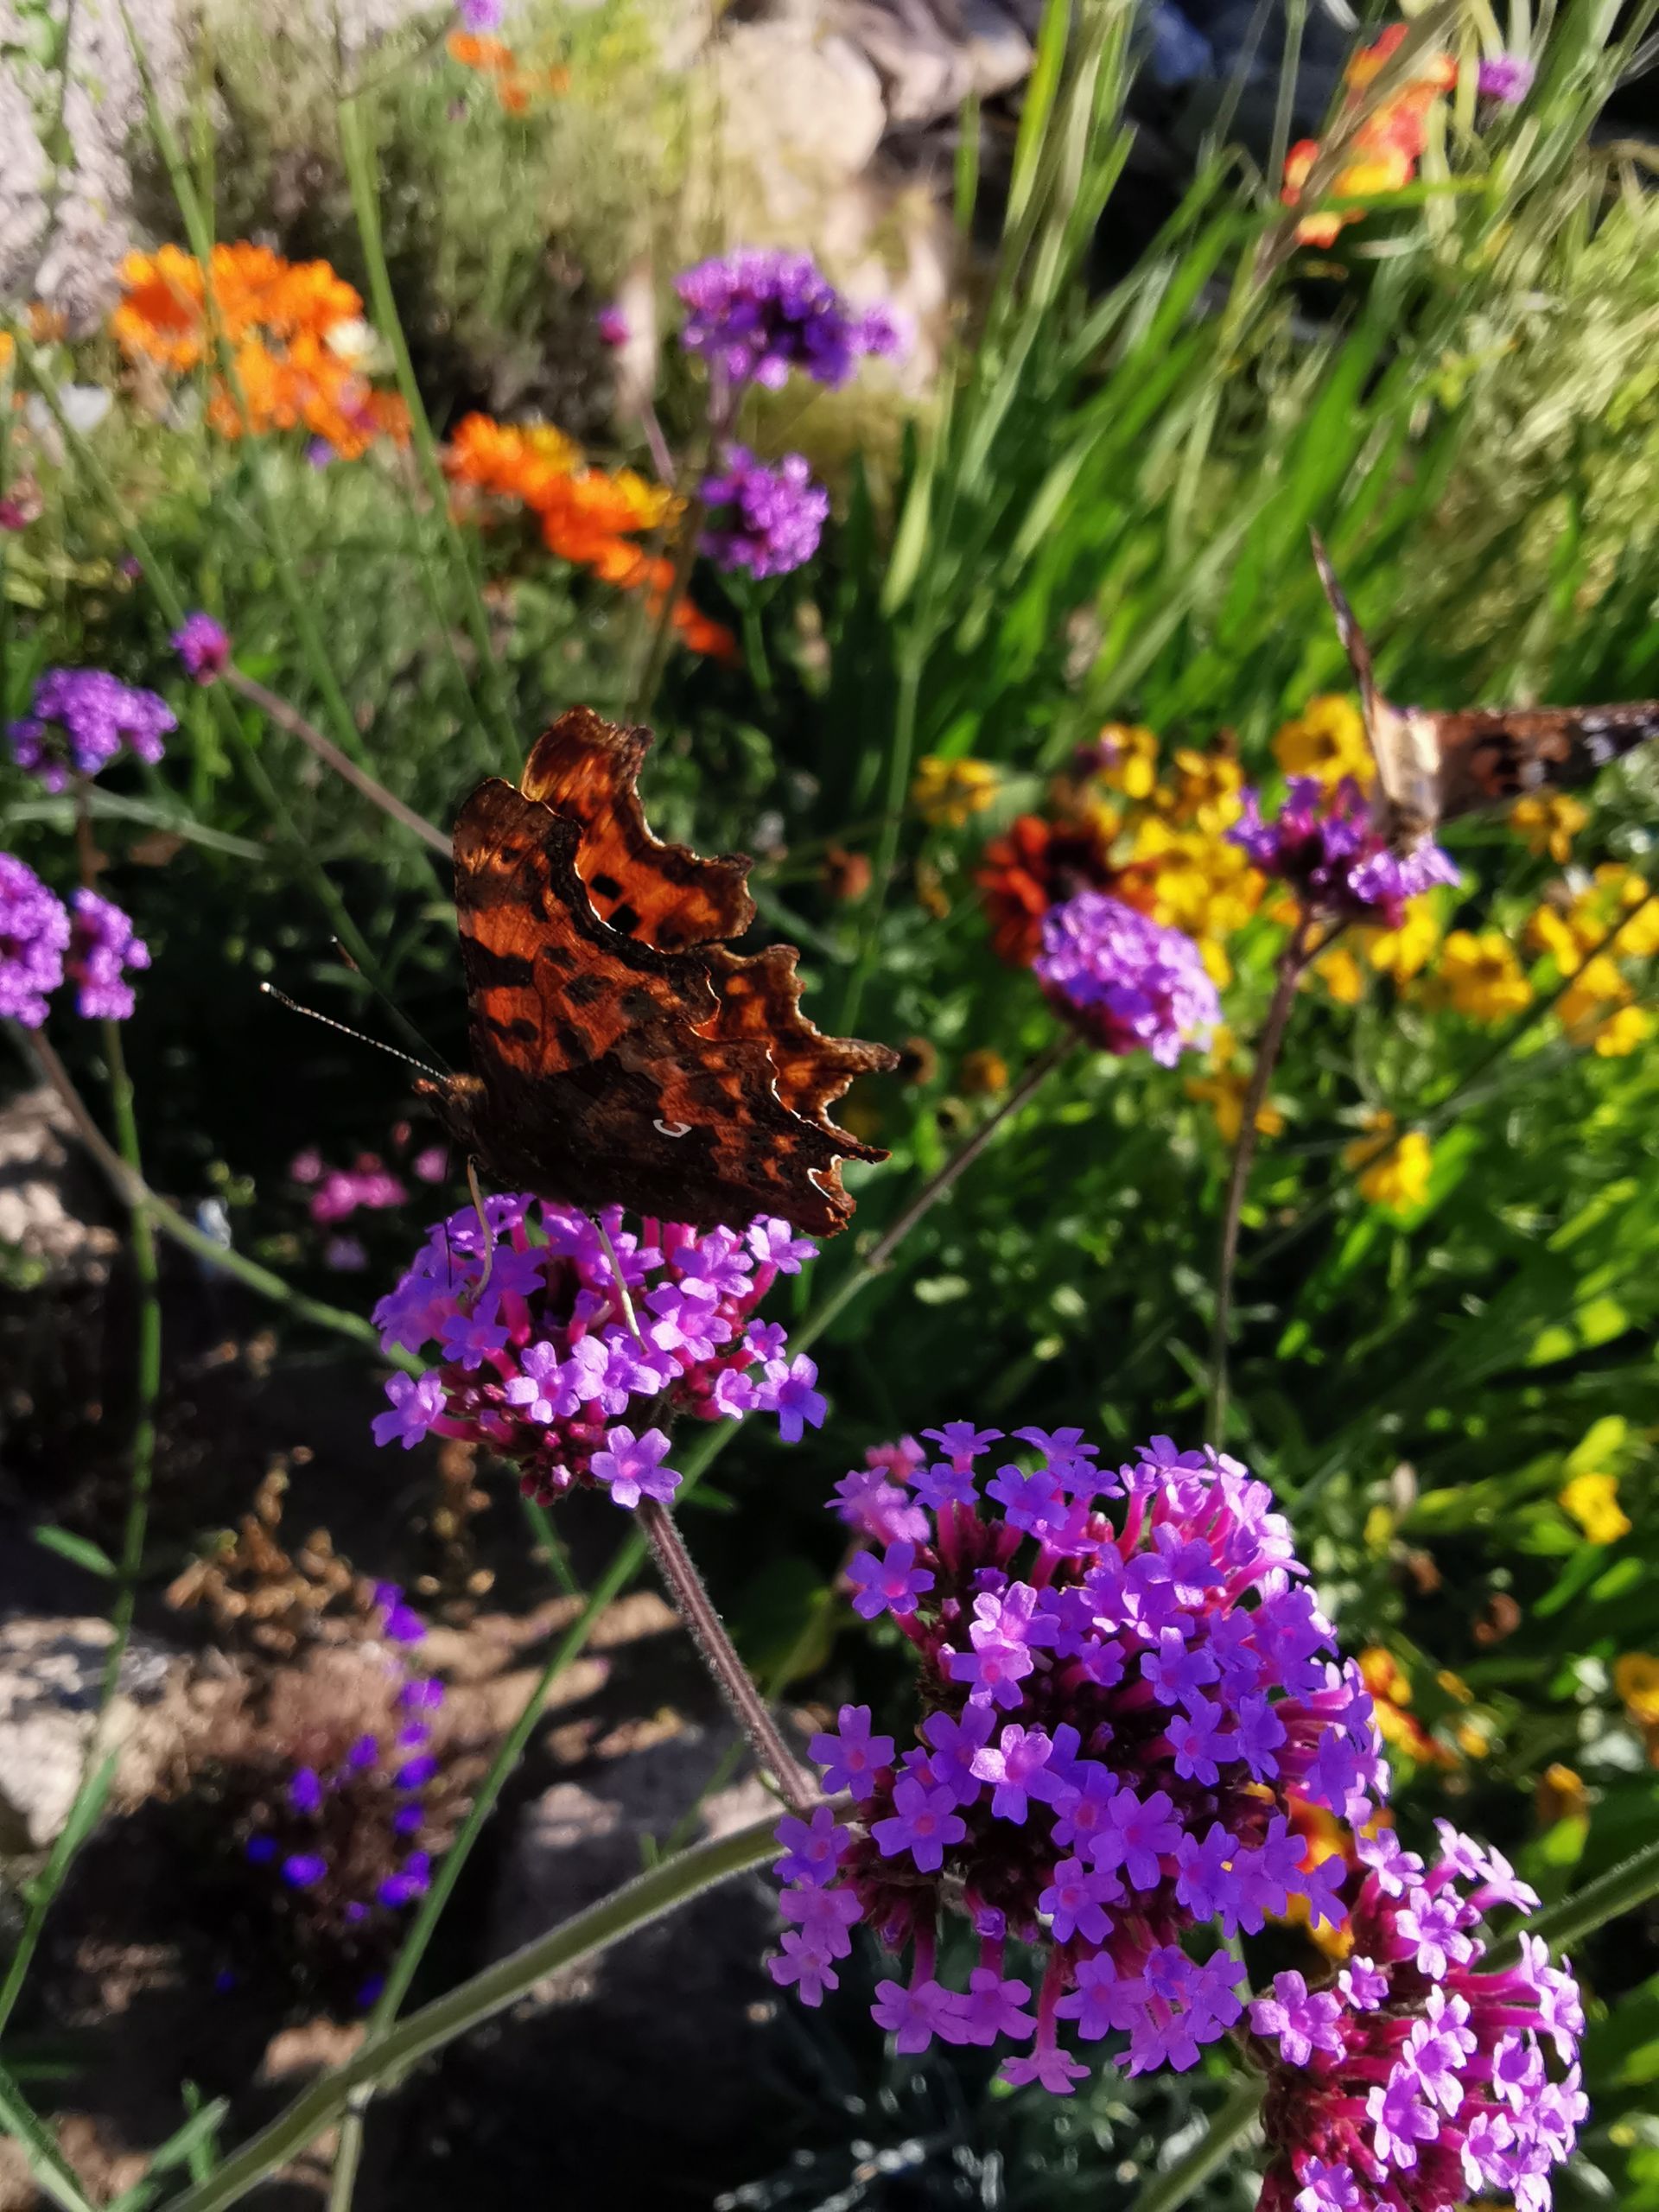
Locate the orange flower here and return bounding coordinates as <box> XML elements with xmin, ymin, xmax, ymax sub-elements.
<box><xmin>1282</xmin><ymin>23</ymin><xmax>1453</xmax><ymax>245</ymax></box>
<box><xmin>446</xmin><ymin>27</ymin><xmax>569</xmax><ymax>107</ymax></box>
<box><xmin>977</xmin><ymin>816</ymin><xmax>1114</xmax><ymax>968</ymax></box>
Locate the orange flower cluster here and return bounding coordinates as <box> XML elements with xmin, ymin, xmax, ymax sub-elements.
<box><xmin>444</xmin><ymin>413</ymin><xmax>735</xmax><ymax>660</ymax></box>
<box><xmin>111</xmin><ymin>243</ymin><xmax>409</xmax><ymax>459</ymax></box>
<box><xmin>977</xmin><ymin>724</ymin><xmax>1263</xmax><ymax>979</ymax></box>
<box><xmin>1282</xmin><ymin>23</ymin><xmax>1455</xmax><ymax>248</ymax></box>
<box><xmin>446</xmin><ymin>29</ymin><xmax>569</xmax><ymax>111</ymax></box>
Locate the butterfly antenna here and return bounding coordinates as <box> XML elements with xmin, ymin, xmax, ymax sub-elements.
<box><xmin>330</xmin><ymin>939</ymin><xmax>453</xmax><ymax>1075</ymax></box>
<box><xmin>259</xmin><ymin>984</ymin><xmax>447</xmax><ymax>1082</ymax></box>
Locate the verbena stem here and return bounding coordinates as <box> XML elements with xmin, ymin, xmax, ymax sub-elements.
<box><xmin>156</xmin><ymin>1811</ymin><xmax>781</xmax><ymax>2212</ymax></box>
<box><xmin>1126</xmin><ymin>2074</ymin><xmax>1266</xmax><ymax>2212</ymax></box>
<box><xmin>1205</xmin><ymin>913</ymin><xmax>1314</xmax><ymax>1443</ymax></box>
<box><xmin>225</xmin><ymin>670</ymin><xmax>449</xmax><ymax>858</ymax></box>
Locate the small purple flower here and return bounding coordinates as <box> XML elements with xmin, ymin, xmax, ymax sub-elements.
<box><xmin>1230</xmin><ymin>776</ymin><xmax>1459</xmax><ymax>929</ymax></box>
<box><xmin>171</xmin><ymin>612</ymin><xmax>231</xmax><ymax>683</ymax></box>
<box><xmin>0</xmin><ymin>854</ymin><xmax>70</xmax><ymax>1026</ymax></box>
<box><xmin>281</xmin><ymin>1852</ymin><xmax>328</xmax><ymax>1888</ymax></box>
<box><xmin>747</xmin><ymin>1216</ymin><xmax>817</xmax><ymax>1274</ymax></box>
<box><xmin>846</xmin><ymin>1539</ymin><xmax>933</xmax><ymax>1620</ymax></box>
<box><xmin>955</xmin><ymin>1966</ymin><xmax>1035</xmax><ymax>2046</ymax></box>
<box><xmin>773</xmin><ymin>1805</ymin><xmax>849</xmax><ymax>1887</ymax></box>
<box><xmin>1039</xmin><ymin>1856</ymin><xmax>1122</xmax><ymax>1944</ymax></box>
<box><xmin>1338</xmin><ymin>1956</ymin><xmax>1389</xmax><ymax>2011</ymax></box>
<box><xmin>1477</xmin><ymin>53</ymin><xmax>1534</xmax><ymax>101</ymax></box>
<box><xmin>456</xmin><ymin>0</ymin><xmax>505</xmax><ymax>27</ymax></box>
<box><xmin>918</xmin><ymin>1702</ymin><xmax>994</xmax><ymax>1806</ymax></box>
<box><xmin>1366</xmin><ymin>2070</ymin><xmax>1440</xmax><ymax>2171</ymax></box>
<box><xmin>700</xmin><ymin>448</ymin><xmax>830</xmax><ymax>580</ymax></box>
<box><xmin>807</xmin><ymin>1704</ymin><xmax>893</xmax><ymax>1795</ymax></box>
<box><xmin>65</xmin><ymin>890</ymin><xmax>149</xmax><ymax>1020</ymax></box>
<box><xmin>675</xmin><ymin>248</ymin><xmax>901</xmax><ymax>392</ymax></box>
<box><xmin>588</xmin><ymin>1425</ymin><xmax>680</xmax><ymax>1509</ymax></box>
<box><xmin>289</xmin><ymin>1766</ymin><xmax>324</xmax><ymax>1814</ymax></box>
<box><xmin>969</xmin><ymin>1724</ymin><xmax>1065</xmax><ymax>1824</ymax></box>
<box><xmin>595</xmin><ymin>305</ymin><xmax>629</xmax><ymax>346</ymax></box>
<box><xmin>755</xmin><ymin>1351</ymin><xmax>826</xmax><ymax>1441</ymax></box>
<box><xmin>872</xmin><ymin>1976</ymin><xmax>960</xmax><ymax>2053</ymax></box>
<box><xmin>372</xmin><ymin>1370</ymin><xmax>448</xmax><ymax>1449</ymax></box>
<box><xmin>1093</xmin><ymin>1784</ymin><xmax>1182</xmax><ymax>1891</ymax></box>
<box><xmin>770</xmin><ymin>1930</ymin><xmax>838</xmax><ymax>2005</ymax></box>
<box><xmin>1000</xmin><ymin>2041</ymin><xmax>1089</xmax><ymax>2094</ymax></box>
<box><xmin>870</xmin><ymin>1778</ymin><xmax>967</xmax><ymax>1873</ymax></box>
<box><xmin>1033</xmin><ymin>891</ymin><xmax>1218</xmax><ymax>1065</ymax></box>
<box><xmin>1294</xmin><ymin>2158</ymin><xmax>1363</xmax><ymax>2212</ymax></box>
<box><xmin>1249</xmin><ymin>1971</ymin><xmax>1346</xmax><ymax>2068</ymax></box>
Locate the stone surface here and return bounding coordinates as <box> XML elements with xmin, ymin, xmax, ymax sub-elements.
<box><xmin>0</xmin><ymin>1086</ymin><xmax>118</xmax><ymax>1280</ymax></box>
<box><xmin>0</xmin><ymin>1616</ymin><xmax>181</xmax><ymax>1852</ymax></box>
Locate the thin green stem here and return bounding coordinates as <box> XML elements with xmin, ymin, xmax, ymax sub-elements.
<box><xmin>156</xmin><ymin>1812</ymin><xmax>781</xmax><ymax>2212</ymax></box>
<box><xmin>629</xmin><ymin>497</ymin><xmax>707</xmax><ymax>725</ymax></box>
<box><xmin>838</xmin><ymin>644</ymin><xmax>924</xmax><ymax>1034</ymax></box>
<box><xmin>224</xmin><ymin>669</ymin><xmax>449</xmax><ymax>857</ymax></box>
<box><xmin>334</xmin><ymin>96</ymin><xmax>522</xmax><ymax>773</ymax></box>
<box><xmin>1126</xmin><ymin>2073</ymin><xmax>1265</xmax><ymax>2212</ymax></box>
<box><xmin>1490</xmin><ymin>1834</ymin><xmax>1659</xmax><ymax>1967</ymax></box>
<box><xmin>13</xmin><ymin>1026</ymin><xmax>411</xmax><ymax>1365</ymax></box>
<box><xmin>0</xmin><ymin>2061</ymin><xmax>99</xmax><ymax>2212</ymax></box>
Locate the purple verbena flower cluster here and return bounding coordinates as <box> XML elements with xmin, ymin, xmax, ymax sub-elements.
<box><xmin>1256</xmin><ymin>1822</ymin><xmax>1584</xmax><ymax>2212</ymax></box>
<box><xmin>0</xmin><ymin>854</ymin><xmax>147</xmax><ymax>1025</ymax></box>
<box><xmin>675</xmin><ymin>249</ymin><xmax>903</xmax><ymax>393</ymax></box>
<box><xmin>1033</xmin><ymin>891</ymin><xmax>1220</xmax><ymax>1065</ymax></box>
<box><xmin>700</xmin><ymin>448</ymin><xmax>830</xmax><ymax>579</ymax></box>
<box><xmin>1229</xmin><ymin>779</ymin><xmax>1459</xmax><ymax>930</ymax></box>
<box><xmin>370</xmin><ymin>1196</ymin><xmax>824</xmax><ymax>1506</ymax></box>
<box><xmin>67</xmin><ymin>888</ymin><xmax>150</xmax><ymax>1020</ymax></box>
<box><xmin>292</xmin><ymin>1148</ymin><xmax>413</xmax><ymax>1224</ymax></box>
<box><xmin>171</xmin><ymin>611</ymin><xmax>232</xmax><ymax>684</ymax></box>
<box><xmin>0</xmin><ymin>853</ymin><xmax>72</xmax><ymax>1027</ymax></box>
<box><xmin>8</xmin><ymin>667</ymin><xmax>176</xmax><ymax>792</ymax></box>
<box><xmin>243</xmin><ymin>1583</ymin><xmax>448</xmax><ymax>2000</ymax></box>
<box><xmin>771</xmin><ymin>1426</ymin><xmax>1388</xmax><ymax>2091</ymax></box>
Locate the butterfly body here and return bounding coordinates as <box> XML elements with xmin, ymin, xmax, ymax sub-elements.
<box><xmin>1309</xmin><ymin>531</ymin><xmax>1659</xmax><ymax>851</ymax></box>
<box><xmin>418</xmin><ymin>709</ymin><xmax>898</xmax><ymax>1236</ymax></box>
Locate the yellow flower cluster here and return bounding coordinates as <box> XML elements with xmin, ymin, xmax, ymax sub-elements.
<box><xmin>912</xmin><ymin>756</ymin><xmax>1001</xmax><ymax>829</ymax></box>
<box><xmin>1273</xmin><ymin>693</ymin><xmax>1375</xmax><ymax>789</ymax></box>
<box><xmin>1426</xmin><ymin>929</ymin><xmax>1533</xmax><ymax>1021</ymax></box>
<box><xmin>1558</xmin><ymin>1471</ymin><xmax>1631</xmax><ymax>1545</ymax></box>
<box><xmin>1343</xmin><ymin>1109</ymin><xmax>1433</xmax><ymax>1211</ymax></box>
<box><xmin>1511</xmin><ymin>791</ymin><xmax>1588</xmax><ymax>864</ymax></box>
<box><xmin>1090</xmin><ymin>733</ymin><xmax>1263</xmax><ymax>985</ymax></box>
<box><xmin>1527</xmin><ymin>863</ymin><xmax>1659</xmax><ymax>1057</ymax></box>
<box><xmin>1315</xmin><ymin>904</ymin><xmax>1440</xmax><ymax>1005</ymax></box>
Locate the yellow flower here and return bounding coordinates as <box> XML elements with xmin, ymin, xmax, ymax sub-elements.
<box><xmin>912</xmin><ymin>755</ymin><xmax>1000</xmax><ymax>829</ymax></box>
<box><xmin>1166</xmin><ymin>747</ymin><xmax>1247</xmax><ymax>835</ymax></box>
<box><xmin>1558</xmin><ymin>952</ymin><xmax>1631</xmax><ymax>1033</ymax></box>
<box><xmin>1361</xmin><ymin>901</ymin><xmax>1439</xmax><ymax>983</ymax></box>
<box><xmin>1432</xmin><ymin>930</ymin><xmax>1532</xmax><ymax>1021</ymax></box>
<box><xmin>1592</xmin><ymin>1004</ymin><xmax>1654</xmax><ymax>1058</ymax></box>
<box><xmin>1273</xmin><ymin>695</ymin><xmax>1375</xmax><ymax>789</ymax></box>
<box><xmin>1122</xmin><ymin>817</ymin><xmax>1263</xmax><ymax>982</ymax></box>
<box><xmin>1315</xmin><ymin>945</ymin><xmax>1365</xmax><ymax>1006</ymax></box>
<box><xmin>1595</xmin><ymin>863</ymin><xmax>1659</xmax><ymax>956</ymax></box>
<box><xmin>957</xmin><ymin>1048</ymin><xmax>1009</xmax><ymax>1096</ymax></box>
<box><xmin>1511</xmin><ymin>791</ymin><xmax>1587</xmax><ymax>863</ymax></box>
<box><xmin>1537</xmin><ymin>1764</ymin><xmax>1589</xmax><ymax>1824</ymax></box>
<box><xmin>1559</xmin><ymin>1471</ymin><xmax>1632</xmax><ymax>1545</ymax></box>
<box><xmin>1527</xmin><ymin>903</ymin><xmax>1593</xmax><ymax>976</ymax></box>
<box><xmin>1094</xmin><ymin>723</ymin><xmax>1160</xmax><ymax>801</ymax></box>
<box><xmin>1344</xmin><ymin>1111</ymin><xmax>1433</xmax><ymax>1210</ymax></box>
<box><xmin>1359</xmin><ymin>1647</ymin><xmax>1412</xmax><ymax>1705</ymax></box>
<box><xmin>1614</xmin><ymin>1652</ymin><xmax>1659</xmax><ymax>1726</ymax></box>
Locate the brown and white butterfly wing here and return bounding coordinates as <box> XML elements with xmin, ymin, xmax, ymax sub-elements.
<box><xmin>1430</xmin><ymin>702</ymin><xmax>1659</xmax><ymax>823</ymax></box>
<box><xmin>1308</xmin><ymin>531</ymin><xmax>1442</xmax><ymax>839</ymax></box>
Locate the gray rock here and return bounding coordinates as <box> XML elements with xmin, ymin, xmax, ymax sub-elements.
<box><xmin>0</xmin><ymin>1617</ymin><xmax>181</xmax><ymax>1853</ymax></box>
<box><xmin>0</xmin><ymin>1086</ymin><xmax>118</xmax><ymax>1281</ymax></box>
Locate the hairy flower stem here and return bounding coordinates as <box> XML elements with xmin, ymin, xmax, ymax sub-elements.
<box><xmin>1206</xmin><ymin>914</ymin><xmax>1316</xmax><ymax>1444</ymax></box>
<box><xmin>156</xmin><ymin>1813</ymin><xmax>783</xmax><ymax>2212</ymax></box>
<box><xmin>225</xmin><ymin>671</ymin><xmax>450</xmax><ymax>858</ymax></box>
<box><xmin>13</xmin><ymin>1027</ymin><xmax>410</xmax><ymax>1364</ymax></box>
<box><xmin>638</xmin><ymin>1498</ymin><xmax>817</xmax><ymax>1813</ymax></box>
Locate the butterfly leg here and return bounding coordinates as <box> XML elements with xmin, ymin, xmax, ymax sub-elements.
<box><xmin>467</xmin><ymin>1154</ymin><xmax>496</xmax><ymax>1304</ymax></box>
<box><xmin>589</xmin><ymin>1212</ymin><xmax>645</xmax><ymax>1345</ymax></box>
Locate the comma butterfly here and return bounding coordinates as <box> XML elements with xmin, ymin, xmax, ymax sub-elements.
<box><xmin>415</xmin><ymin>707</ymin><xmax>899</xmax><ymax>1236</ymax></box>
<box><xmin>1311</xmin><ymin>531</ymin><xmax>1659</xmax><ymax>850</ymax></box>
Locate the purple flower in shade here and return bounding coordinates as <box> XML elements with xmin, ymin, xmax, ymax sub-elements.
<box><xmin>830</xmin><ymin>1462</ymin><xmax>929</xmax><ymax>1547</ymax></box>
<box><xmin>772</xmin><ymin>1420</ymin><xmax>1392</xmax><ymax>2082</ymax></box>
<box><xmin>457</xmin><ymin>0</ymin><xmax>505</xmax><ymax>25</ymax></box>
<box><xmin>8</xmin><ymin>667</ymin><xmax>175</xmax><ymax>791</ymax></box>
<box><xmin>871</xmin><ymin>1778</ymin><xmax>967</xmax><ymax>1873</ymax></box>
<box><xmin>808</xmin><ymin>1705</ymin><xmax>893</xmax><ymax>1796</ymax></box>
<box><xmin>1293</xmin><ymin>2159</ymin><xmax>1363</xmax><ymax>2212</ymax></box>
<box><xmin>754</xmin><ymin>1352</ymin><xmax>826</xmax><ymax>1441</ymax></box>
<box><xmin>595</xmin><ymin>305</ymin><xmax>628</xmax><ymax>347</ymax></box>
<box><xmin>700</xmin><ymin>448</ymin><xmax>830</xmax><ymax>579</ymax></box>
<box><xmin>65</xmin><ymin>889</ymin><xmax>149</xmax><ymax>1020</ymax></box>
<box><xmin>773</xmin><ymin>1806</ymin><xmax>849</xmax><ymax>1888</ymax></box>
<box><xmin>769</xmin><ymin>1930</ymin><xmax>838</xmax><ymax>2004</ymax></box>
<box><xmin>1000</xmin><ymin>2043</ymin><xmax>1090</xmax><ymax>2094</ymax></box>
<box><xmin>1033</xmin><ymin>891</ymin><xmax>1218</xmax><ymax>1065</ymax></box>
<box><xmin>1229</xmin><ymin>777</ymin><xmax>1459</xmax><ymax>931</ymax></box>
<box><xmin>1251</xmin><ymin>1971</ymin><xmax>1346</xmax><ymax>2068</ymax></box>
<box><xmin>872</xmin><ymin>1977</ymin><xmax>962</xmax><ymax>2054</ymax></box>
<box><xmin>370</xmin><ymin>1198</ymin><xmax>818</xmax><ymax>1504</ymax></box>
<box><xmin>0</xmin><ymin>854</ymin><xmax>70</xmax><ymax>1026</ymax></box>
<box><xmin>847</xmin><ymin>1539</ymin><xmax>933</xmax><ymax>1620</ymax></box>
<box><xmin>674</xmin><ymin>248</ymin><xmax>902</xmax><ymax>393</ymax></box>
<box><xmin>282</xmin><ymin>1852</ymin><xmax>328</xmax><ymax>1887</ymax></box>
<box><xmin>1252</xmin><ymin>1831</ymin><xmax>1586</xmax><ymax>2212</ymax></box>
<box><xmin>171</xmin><ymin>611</ymin><xmax>231</xmax><ymax>683</ymax></box>
<box><xmin>372</xmin><ymin>1370</ymin><xmax>449</xmax><ymax>1449</ymax></box>
<box><xmin>1477</xmin><ymin>53</ymin><xmax>1534</xmax><ymax>100</ymax></box>
<box><xmin>588</xmin><ymin>1425</ymin><xmax>680</xmax><ymax>1509</ymax></box>
<box><xmin>289</xmin><ymin>1767</ymin><xmax>324</xmax><ymax>1814</ymax></box>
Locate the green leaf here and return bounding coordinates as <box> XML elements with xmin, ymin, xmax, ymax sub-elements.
<box><xmin>31</xmin><ymin>1529</ymin><xmax>116</xmax><ymax>1579</ymax></box>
